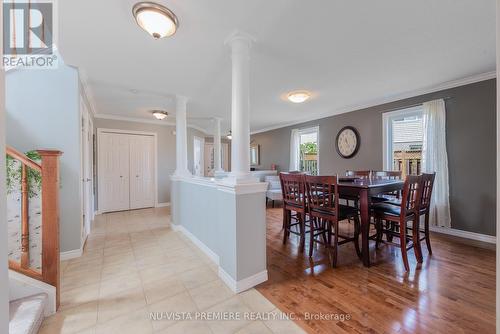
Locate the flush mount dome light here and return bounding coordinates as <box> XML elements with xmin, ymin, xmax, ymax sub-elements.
<box><xmin>287</xmin><ymin>90</ymin><xmax>311</xmax><ymax>104</ymax></box>
<box><xmin>133</xmin><ymin>2</ymin><xmax>179</xmax><ymax>39</ymax></box>
<box><xmin>152</xmin><ymin>110</ymin><xmax>168</xmax><ymax>120</ymax></box>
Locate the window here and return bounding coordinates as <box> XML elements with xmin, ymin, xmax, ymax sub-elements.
<box><xmin>290</xmin><ymin>126</ymin><xmax>319</xmax><ymax>175</ymax></box>
<box><xmin>383</xmin><ymin>106</ymin><xmax>423</xmax><ymax>177</ymax></box>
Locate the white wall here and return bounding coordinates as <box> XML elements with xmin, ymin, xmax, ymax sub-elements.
<box><xmin>6</xmin><ymin>64</ymin><xmax>82</xmax><ymax>253</ymax></box>
<box><xmin>0</xmin><ymin>2</ymin><xmax>9</xmax><ymax>328</ymax></box>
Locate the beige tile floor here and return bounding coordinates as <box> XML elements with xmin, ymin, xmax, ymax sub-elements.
<box><xmin>40</xmin><ymin>207</ymin><xmax>305</xmax><ymax>334</ymax></box>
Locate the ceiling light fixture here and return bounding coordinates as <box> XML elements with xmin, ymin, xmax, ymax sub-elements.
<box><xmin>132</xmin><ymin>2</ymin><xmax>179</xmax><ymax>39</ymax></box>
<box><xmin>287</xmin><ymin>90</ymin><xmax>311</xmax><ymax>104</ymax></box>
<box><xmin>152</xmin><ymin>110</ymin><xmax>168</xmax><ymax>120</ymax></box>
<box><xmin>227</xmin><ymin>131</ymin><xmax>232</xmax><ymax>140</ymax></box>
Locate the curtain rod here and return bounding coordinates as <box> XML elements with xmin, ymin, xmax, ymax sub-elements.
<box><xmin>380</xmin><ymin>96</ymin><xmax>452</xmax><ymax>114</ymax></box>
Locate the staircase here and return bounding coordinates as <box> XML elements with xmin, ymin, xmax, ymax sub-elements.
<box><xmin>6</xmin><ymin>146</ymin><xmax>62</xmax><ymax>334</ymax></box>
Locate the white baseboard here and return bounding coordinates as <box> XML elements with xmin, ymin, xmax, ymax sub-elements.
<box><xmin>430</xmin><ymin>226</ymin><xmax>496</xmax><ymax>244</ymax></box>
<box><xmin>156</xmin><ymin>202</ymin><xmax>171</xmax><ymax>208</ymax></box>
<box><xmin>218</xmin><ymin>267</ymin><xmax>268</xmax><ymax>294</ymax></box>
<box><xmin>176</xmin><ymin>225</ymin><xmax>220</xmax><ymax>265</ymax></box>
<box><xmin>174</xmin><ymin>224</ymin><xmax>268</xmax><ymax>293</ymax></box>
<box><xmin>60</xmin><ymin>248</ymin><xmax>83</xmax><ymax>261</ymax></box>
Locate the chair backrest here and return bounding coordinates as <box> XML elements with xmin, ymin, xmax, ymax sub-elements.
<box><xmin>372</xmin><ymin>170</ymin><xmax>402</xmax><ymax>180</ymax></box>
<box><xmin>420</xmin><ymin>173</ymin><xmax>436</xmax><ymax>211</ymax></box>
<box><xmin>279</xmin><ymin>172</ymin><xmax>307</xmax><ymax>209</ymax></box>
<box><xmin>346</xmin><ymin>170</ymin><xmax>371</xmax><ymax>178</ymax></box>
<box><xmin>304</xmin><ymin>175</ymin><xmax>339</xmax><ymax>215</ymax></box>
<box><xmin>399</xmin><ymin>175</ymin><xmax>423</xmax><ymax>218</ymax></box>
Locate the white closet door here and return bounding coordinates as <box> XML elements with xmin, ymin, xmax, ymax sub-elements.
<box><xmin>99</xmin><ymin>133</ymin><xmax>130</xmax><ymax>212</ymax></box>
<box><xmin>129</xmin><ymin>135</ymin><xmax>155</xmax><ymax>209</ymax></box>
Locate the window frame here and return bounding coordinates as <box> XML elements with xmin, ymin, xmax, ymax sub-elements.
<box><xmin>291</xmin><ymin>125</ymin><xmax>320</xmax><ymax>174</ymax></box>
<box><xmin>382</xmin><ymin>105</ymin><xmax>423</xmax><ymax>171</ymax></box>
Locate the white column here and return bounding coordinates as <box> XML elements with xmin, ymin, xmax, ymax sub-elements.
<box><xmin>213</xmin><ymin>117</ymin><xmax>223</xmax><ymax>173</ymax></box>
<box><xmin>225</xmin><ymin>31</ymin><xmax>256</xmax><ymax>184</ymax></box>
<box><xmin>174</xmin><ymin>95</ymin><xmax>191</xmax><ymax>177</ymax></box>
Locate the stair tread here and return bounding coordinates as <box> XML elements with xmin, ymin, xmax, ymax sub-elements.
<box><xmin>9</xmin><ymin>293</ymin><xmax>47</xmax><ymax>334</ymax></box>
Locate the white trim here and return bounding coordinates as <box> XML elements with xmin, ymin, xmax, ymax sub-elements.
<box><xmin>175</xmin><ymin>224</ymin><xmax>268</xmax><ymax>293</ymax></box>
<box><xmin>175</xmin><ymin>225</ymin><xmax>220</xmax><ymax>265</ymax></box>
<box><xmin>60</xmin><ymin>248</ymin><xmax>83</xmax><ymax>261</ymax></box>
<box><xmin>429</xmin><ymin>226</ymin><xmax>496</xmax><ymax>244</ymax></box>
<box><xmin>251</xmin><ymin>71</ymin><xmax>496</xmax><ymax>135</ymax></box>
<box><xmin>94</xmin><ymin>113</ymin><xmax>210</xmax><ymax>135</ymax></box>
<box><xmin>78</xmin><ymin>69</ymin><xmax>98</xmax><ymax>116</ymax></box>
<box><xmin>156</xmin><ymin>202</ymin><xmax>170</xmax><ymax>208</ymax></box>
<box><xmin>216</xmin><ymin>181</ymin><xmax>268</xmax><ymax>195</ymax></box>
<box><xmin>218</xmin><ymin>267</ymin><xmax>268</xmax><ymax>293</ymax></box>
<box><xmin>97</xmin><ymin>128</ymin><xmax>159</xmax><ymax>212</ymax></box>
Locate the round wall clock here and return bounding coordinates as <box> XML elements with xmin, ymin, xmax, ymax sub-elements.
<box><xmin>335</xmin><ymin>126</ymin><xmax>360</xmax><ymax>159</ymax></box>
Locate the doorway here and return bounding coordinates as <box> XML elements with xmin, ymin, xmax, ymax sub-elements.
<box><xmin>193</xmin><ymin>136</ymin><xmax>205</xmax><ymax>177</ymax></box>
<box><xmin>97</xmin><ymin>129</ymin><xmax>157</xmax><ymax>213</ymax></box>
<box><xmin>80</xmin><ymin>101</ymin><xmax>94</xmax><ymax>243</ymax></box>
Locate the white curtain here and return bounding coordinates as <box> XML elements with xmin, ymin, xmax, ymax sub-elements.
<box><xmin>421</xmin><ymin>99</ymin><xmax>451</xmax><ymax>228</ymax></box>
<box><xmin>289</xmin><ymin>129</ymin><xmax>300</xmax><ymax>171</ymax></box>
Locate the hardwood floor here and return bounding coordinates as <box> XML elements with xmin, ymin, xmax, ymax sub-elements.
<box><xmin>256</xmin><ymin>208</ymin><xmax>496</xmax><ymax>334</ymax></box>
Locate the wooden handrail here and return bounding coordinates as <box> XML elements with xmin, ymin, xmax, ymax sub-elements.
<box><xmin>6</xmin><ymin>147</ymin><xmax>63</xmax><ymax>309</ymax></box>
<box><xmin>6</xmin><ymin>146</ymin><xmax>41</xmax><ymax>172</ymax></box>
<box><xmin>38</xmin><ymin>149</ymin><xmax>63</xmax><ymax>309</ymax></box>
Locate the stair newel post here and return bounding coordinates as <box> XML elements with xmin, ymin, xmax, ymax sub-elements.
<box><xmin>20</xmin><ymin>164</ymin><xmax>30</xmax><ymax>268</ymax></box>
<box><xmin>37</xmin><ymin>149</ymin><xmax>63</xmax><ymax>309</ymax></box>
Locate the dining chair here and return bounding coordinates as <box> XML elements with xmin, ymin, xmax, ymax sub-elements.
<box><xmin>371</xmin><ymin>175</ymin><xmax>423</xmax><ymax>271</ymax></box>
<box><xmin>305</xmin><ymin>175</ymin><xmax>361</xmax><ymax>266</ymax></box>
<box><xmin>417</xmin><ymin>172</ymin><xmax>436</xmax><ymax>255</ymax></box>
<box><xmin>279</xmin><ymin>172</ymin><xmax>308</xmax><ymax>252</ymax></box>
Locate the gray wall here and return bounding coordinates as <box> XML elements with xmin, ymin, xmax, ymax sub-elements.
<box><xmin>251</xmin><ymin>79</ymin><xmax>496</xmax><ymax>236</ymax></box>
<box><xmin>6</xmin><ymin>65</ymin><xmax>82</xmax><ymax>253</ymax></box>
<box><xmin>94</xmin><ymin>118</ymin><xmax>206</xmax><ymax>206</ymax></box>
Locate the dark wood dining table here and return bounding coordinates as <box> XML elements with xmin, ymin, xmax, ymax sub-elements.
<box><xmin>338</xmin><ymin>178</ymin><xmax>404</xmax><ymax>267</ymax></box>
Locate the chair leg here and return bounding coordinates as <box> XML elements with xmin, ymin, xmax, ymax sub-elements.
<box><xmin>386</xmin><ymin>221</ymin><xmax>394</xmax><ymax>242</ymax></box>
<box><xmin>299</xmin><ymin>213</ymin><xmax>306</xmax><ymax>252</ymax></box>
<box><xmin>282</xmin><ymin>210</ymin><xmax>290</xmax><ymax>245</ymax></box>
<box><xmin>272</xmin><ymin>200</ymin><xmax>275</xmax><ymax>208</ymax></box>
<box><xmin>331</xmin><ymin>220</ymin><xmax>339</xmax><ymax>267</ymax></box>
<box><xmin>375</xmin><ymin>218</ymin><xmax>383</xmax><ymax>249</ymax></box>
<box><xmin>309</xmin><ymin>216</ymin><xmax>315</xmax><ymax>258</ymax></box>
<box><xmin>353</xmin><ymin>215</ymin><xmax>362</xmax><ymax>259</ymax></box>
<box><xmin>424</xmin><ymin>213</ymin><xmax>432</xmax><ymax>255</ymax></box>
<box><xmin>412</xmin><ymin>217</ymin><xmax>423</xmax><ymax>263</ymax></box>
<box><xmin>399</xmin><ymin>220</ymin><xmax>410</xmax><ymax>272</ymax></box>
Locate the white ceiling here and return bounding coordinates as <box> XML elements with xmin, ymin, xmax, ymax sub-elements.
<box><xmin>59</xmin><ymin>0</ymin><xmax>496</xmax><ymax>134</ymax></box>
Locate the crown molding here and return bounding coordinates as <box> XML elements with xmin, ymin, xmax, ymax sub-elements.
<box><xmin>250</xmin><ymin>71</ymin><xmax>497</xmax><ymax>135</ymax></box>
<box><xmin>94</xmin><ymin>113</ymin><xmax>210</xmax><ymax>134</ymax></box>
<box><xmin>78</xmin><ymin>69</ymin><xmax>98</xmax><ymax>116</ymax></box>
